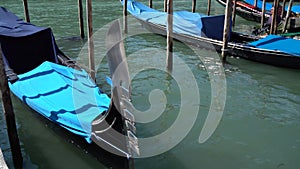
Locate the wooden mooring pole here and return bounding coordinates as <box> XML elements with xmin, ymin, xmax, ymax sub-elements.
<box><xmin>273</xmin><ymin>0</ymin><xmax>280</xmax><ymax>35</ymax></box>
<box><xmin>149</xmin><ymin>0</ymin><xmax>153</xmax><ymax>8</ymax></box>
<box><xmin>78</xmin><ymin>0</ymin><xmax>85</xmax><ymax>39</ymax></box>
<box><xmin>281</xmin><ymin>0</ymin><xmax>287</xmax><ymax>18</ymax></box>
<box><xmin>22</xmin><ymin>0</ymin><xmax>30</xmax><ymax>22</ymax></box>
<box><xmin>166</xmin><ymin>0</ymin><xmax>173</xmax><ymax>72</ymax></box>
<box><xmin>254</xmin><ymin>0</ymin><xmax>258</xmax><ymax>7</ymax></box>
<box><xmin>232</xmin><ymin>0</ymin><xmax>237</xmax><ymax>27</ymax></box>
<box><xmin>221</xmin><ymin>0</ymin><xmax>233</xmax><ymax>61</ymax></box>
<box><xmin>192</xmin><ymin>0</ymin><xmax>196</xmax><ymax>13</ymax></box>
<box><xmin>164</xmin><ymin>0</ymin><xmax>167</xmax><ymax>12</ymax></box>
<box><xmin>270</xmin><ymin>0</ymin><xmax>279</xmax><ymax>34</ymax></box>
<box><xmin>86</xmin><ymin>0</ymin><xmax>95</xmax><ymax>81</ymax></box>
<box><xmin>123</xmin><ymin>0</ymin><xmax>128</xmax><ymax>33</ymax></box>
<box><xmin>282</xmin><ymin>0</ymin><xmax>294</xmax><ymax>33</ymax></box>
<box><xmin>0</xmin><ymin>46</ymin><xmax>23</xmax><ymax>169</ymax></box>
<box><xmin>207</xmin><ymin>0</ymin><xmax>211</xmax><ymax>16</ymax></box>
<box><xmin>261</xmin><ymin>0</ymin><xmax>266</xmax><ymax>28</ymax></box>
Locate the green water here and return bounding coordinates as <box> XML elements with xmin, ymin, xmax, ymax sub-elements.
<box><xmin>1</xmin><ymin>0</ymin><xmax>300</xmax><ymax>169</ymax></box>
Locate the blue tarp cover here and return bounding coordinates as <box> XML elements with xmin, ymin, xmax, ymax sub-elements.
<box><xmin>244</xmin><ymin>0</ymin><xmax>300</xmax><ymax>14</ymax></box>
<box><xmin>9</xmin><ymin>61</ymin><xmax>111</xmax><ymax>143</ymax></box>
<box><xmin>248</xmin><ymin>34</ymin><xmax>300</xmax><ymax>56</ymax></box>
<box><xmin>123</xmin><ymin>0</ymin><xmax>228</xmax><ymax>40</ymax></box>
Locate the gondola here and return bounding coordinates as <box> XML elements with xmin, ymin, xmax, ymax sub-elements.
<box><xmin>0</xmin><ymin>6</ymin><xmax>138</xmax><ymax>169</ymax></box>
<box><xmin>242</xmin><ymin>0</ymin><xmax>300</xmax><ymax>14</ymax></box>
<box><xmin>121</xmin><ymin>0</ymin><xmax>300</xmax><ymax>69</ymax></box>
<box><xmin>216</xmin><ymin>0</ymin><xmax>271</xmax><ymax>22</ymax></box>
<box><xmin>216</xmin><ymin>0</ymin><xmax>300</xmax><ymax>31</ymax></box>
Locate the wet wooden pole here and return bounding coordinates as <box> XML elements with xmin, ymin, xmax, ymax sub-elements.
<box><xmin>207</xmin><ymin>0</ymin><xmax>211</xmax><ymax>15</ymax></box>
<box><xmin>281</xmin><ymin>0</ymin><xmax>287</xmax><ymax>18</ymax></box>
<box><xmin>232</xmin><ymin>0</ymin><xmax>237</xmax><ymax>27</ymax></box>
<box><xmin>221</xmin><ymin>0</ymin><xmax>233</xmax><ymax>61</ymax></box>
<box><xmin>164</xmin><ymin>0</ymin><xmax>167</xmax><ymax>12</ymax></box>
<box><xmin>270</xmin><ymin>0</ymin><xmax>279</xmax><ymax>34</ymax></box>
<box><xmin>22</xmin><ymin>0</ymin><xmax>30</xmax><ymax>22</ymax></box>
<box><xmin>260</xmin><ymin>0</ymin><xmax>266</xmax><ymax>28</ymax></box>
<box><xmin>192</xmin><ymin>0</ymin><xmax>196</xmax><ymax>13</ymax></box>
<box><xmin>123</xmin><ymin>0</ymin><xmax>128</xmax><ymax>33</ymax></box>
<box><xmin>78</xmin><ymin>0</ymin><xmax>85</xmax><ymax>39</ymax></box>
<box><xmin>0</xmin><ymin>46</ymin><xmax>23</xmax><ymax>169</ymax></box>
<box><xmin>166</xmin><ymin>0</ymin><xmax>173</xmax><ymax>72</ymax></box>
<box><xmin>254</xmin><ymin>0</ymin><xmax>258</xmax><ymax>7</ymax></box>
<box><xmin>86</xmin><ymin>0</ymin><xmax>95</xmax><ymax>81</ymax></box>
<box><xmin>282</xmin><ymin>0</ymin><xmax>294</xmax><ymax>33</ymax></box>
<box><xmin>273</xmin><ymin>0</ymin><xmax>280</xmax><ymax>34</ymax></box>
<box><xmin>270</xmin><ymin>0</ymin><xmax>276</xmax><ymax>34</ymax></box>
<box><xmin>149</xmin><ymin>0</ymin><xmax>153</xmax><ymax>8</ymax></box>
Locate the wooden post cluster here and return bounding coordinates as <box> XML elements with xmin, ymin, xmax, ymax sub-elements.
<box><xmin>0</xmin><ymin>46</ymin><xmax>23</xmax><ymax>169</ymax></box>
<box><xmin>22</xmin><ymin>0</ymin><xmax>87</xmax><ymax>39</ymax></box>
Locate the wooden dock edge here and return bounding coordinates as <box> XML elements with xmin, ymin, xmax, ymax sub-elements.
<box><xmin>0</xmin><ymin>148</ymin><xmax>8</xmax><ymax>169</ymax></box>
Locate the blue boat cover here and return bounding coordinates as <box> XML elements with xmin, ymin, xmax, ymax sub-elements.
<box><xmin>248</xmin><ymin>34</ymin><xmax>300</xmax><ymax>56</ymax></box>
<box><xmin>9</xmin><ymin>61</ymin><xmax>111</xmax><ymax>143</ymax></box>
<box><xmin>123</xmin><ymin>0</ymin><xmax>229</xmax><ymax>40</ymax></box>
<box><xmin>244</xmin><ymin>0</ymin><xmax>300</xmax><ymax>14</ymax></box>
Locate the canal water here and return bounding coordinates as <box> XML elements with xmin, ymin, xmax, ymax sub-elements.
<box><xmin>1</xmin><ymin>0</ymin><xmax>300</xmax><ymax>169</ymax></box>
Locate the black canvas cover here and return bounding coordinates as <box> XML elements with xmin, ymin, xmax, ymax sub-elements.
<box><xmin>0</xmin><ymin>6</ymin><xmax>58</xmax><ymax>74</ymax></box>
